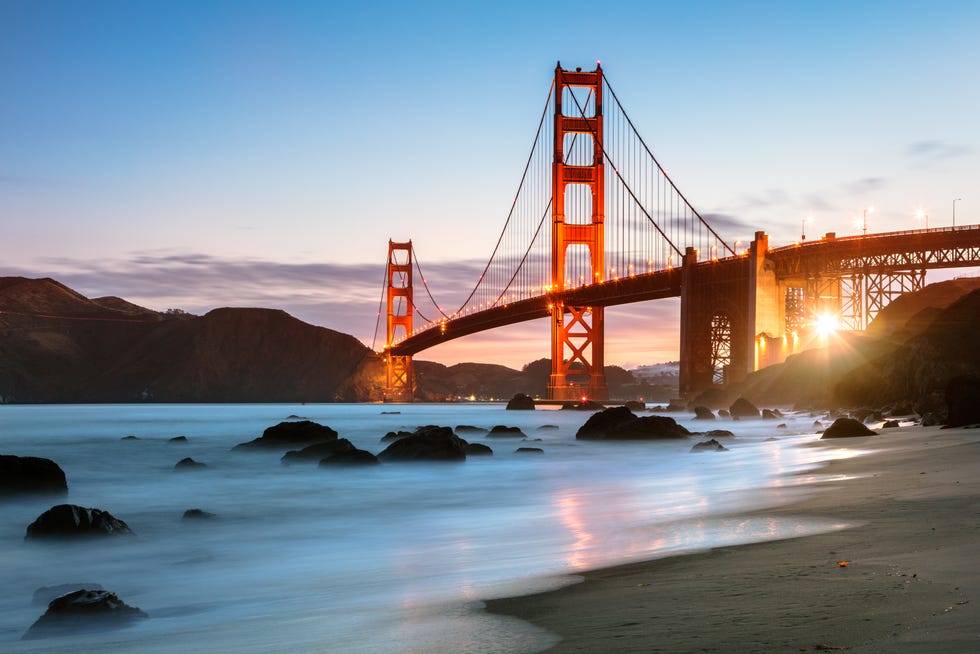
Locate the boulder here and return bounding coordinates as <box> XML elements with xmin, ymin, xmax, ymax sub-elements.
<box><xmin>22</xmin><ymin>589</ymin><xmax>147</xmax><ymax>640</ymax></box>
<box><xmin>488</xmin><ymin>425</ymin><xmax>527</xmax><ymax>438</ymax></box>
<box><xmin>505</xmin><ymin>393</ymin><xmax>536</xmax><ymax>410</ymax></box>
<box><xmin>624</xmin><ymin>400</ymin><xmax>646</xmax><ymax>412</ymax></box>
<box><xmin>537</xmin><ymin>424</ymin><xmax>559</xmax><ymax>430</ymax></box>
<box><xmin>691</xmin><ymin>438</ymin><xmax>729</xmax><ymax>452</ymax></box>
<box><xmin>455</xmin><ymin>425</ymin><xmax>488</xmax><ymax>434</ymax></box>
<box><xmin>233</xmin><ymin>420</ymin><xmax>338</xmax><ymax>450</ymax></box>
<box><xmin>693</xmin><ymin>406</ymin><xmax>715</xmax><ymax>420</ymax></box>
<box><xmin>182</xmin><ymin>508</ymin><xmax>216</xmax><ymax>520</ymax></box>
<box><xmin>169</xmin><ymin>436</ymin><xmax>188</xmax><ymax>443</ymax></box>
<box><xmin>282</xmin><ymin>439</ymin><xmax>355</xmax><ymax>464</ymax></box>
<box><xmin>174</xmin><ymin>457</ymin><xmax>206</xmax><ymax>470</ymax></box>
<box><xmin>820</xmin><ymin>418</ymin><xmax>877</xmax><ymax>439</ymax></box>
<box><xmin>761</xmin><ymin>409</ymin><xmax>779</xmax><ymax>420</ymax></box>
<box><xmin>882</xmin><ymin>420</ymin><xmax>900</xmax><ymax>428</ymax></box>
<box><xmin>702</xmin><ymin>429</ymin><xmax>735</xmax><ymax>438</ymax></box>
<box><xmin>120</xmin><ymin>435</ymin><xmax>139</xmax><ymax>441</ymax></box>
<box><xmin>718</xmin><ymin>409</ymin><xmax>731</xmax><ymax>417</ymax></box>
<box><xmin>729</xmin><ymin>398</ymin><xmax>760</xmax><ymax>418</ymax></box>
<box><xmin>946</xmin><ymin>375</ymin><xmax>980</xmax><ymax>427</ymax></box>
<box><xmin>381</xmin><ymin>430</ymin><xmax>414</xmax><ymax>442</ymax></box>
<box><xmin>465</xmin><ymin>443</ymin><xmax>493</xmax><ymax>456</ymax></box>
<box><xmin>515</xmin><ymin>447</ymin><xmax>544</xmax><ymax>454</ymax></box>
<box><xmin>33</xmin><ymin>584</ymin><xmax>104</xmax><ymax>606</ymax></box>
<box><xmin>576</xmin><ymin>407</ymin><xmax>690</xmax><ymax>440</ymax></box>
<box><xmin>377</xmin><ymin>426</ymin><xmax>468</xmax><ymax>462</ymax></box>
<box><xmin>0</xmin><ymin>455</ymin><xmax>68</xmax><ymax>496</ymax></box>
<box><xmin>561</xmin><ymin>400</ymin><xmax>606</xmax><ymax>411</ymax></box>
<box><xmin>26</xmin><ymin>505</ymin><xmax>134</xmax><ymax>539</ymax></box>
<box><xmin>319</xmin><ymin>448</ymin><xmax>379</xmax><ymax>466</ymax></box>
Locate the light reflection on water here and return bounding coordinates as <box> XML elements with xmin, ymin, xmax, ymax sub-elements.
<box><xmin>0</xmin><ymin>404</ymin><xmax>856</xmax><ymax>653</ymax></box>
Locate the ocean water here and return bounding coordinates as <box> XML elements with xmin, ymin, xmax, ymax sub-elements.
<box><xmin>0</xmin><ymin>404</ymin><xmax>861</xmax><ymax>653</ymax></box>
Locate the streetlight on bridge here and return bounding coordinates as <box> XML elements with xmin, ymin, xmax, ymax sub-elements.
<box><xmin>915</xmin><ymin>209</ymin><xmax>929</xmax><ymax>230</ymax></box>
<box><xmin>801</xmin><ymin>215</ymin><xmax>814</xmax><ymax>241</ymax></box>
<box><xmin>953</xmin><ymin>198</ymin><xmax>962</xmax><ymax>227</ymax></box>
<box><xmin>858</xmin><ymin>206</ymin><xmax>874</xmax><ymax>235</ymax></box>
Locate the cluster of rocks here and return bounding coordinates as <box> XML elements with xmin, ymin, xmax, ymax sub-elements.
<box><xmin>575</xmin><ymin>406</ymin><xmax>734</xmax><ymax>453</ymax></box>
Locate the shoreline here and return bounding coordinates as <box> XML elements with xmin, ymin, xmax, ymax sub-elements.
<box><xmin>485</xmin><ymin>425</ymin><xmax>980</xmax><ymax>653</ymax></box>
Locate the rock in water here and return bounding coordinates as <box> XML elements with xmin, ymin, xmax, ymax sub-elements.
<box><xmin>465</xmin><ymin>443</ymin><xmax>493</xmax><ymax>456</ymax></box>
<box><xmin>761</xmin><ymin>409</ymin><xmax>779</xmax><ymax>420</ymax></box>
<box><xmin>691</xmin><ymin>438</ymin><xmax>729</xmax><ymax>452</ymax></box>
<box><xmin>515</xmin><ymin>447</ymin><xmax>544</xmax><ymax>454</ymax></box>
<box><xmin>22</xmin><ymin>589</ymin><xmax>147</xmax><ymax>639</ymax></box>
<box><xmin>729</xmin><ymin>398</ymin><xmax>760</xmax><ymax>418</ymax></box>
<box><xmin>377</xmin><ymin>425</ymin><xmax>468</xmax><ymax>461</ymax></box>
<box><xmin>576</xmin><ymin>407</ymin><xmax>690</xmax><ymax>440</ymax></box>
<box><xmin>624</xmin><ymin>400</ymin><xmax>646</xmax><ymax>412</ymax></box>
<box><xmin>182</xmin><ymin>508</ymin><xmax>216</xmax><ymax>520</ymax></box>
<box><xmin>26</xmin><ymin>505</ymin><xmax>133</xmax><ymax>539</ymax></box>
<box><xmin>319</xmin><ymin>448</ymin><xmax>379</xmax><ymax>466</ymax></box>
<box><xmin>946</xmin><ymin>375</ymin><xmax>980</xmax><ymax>427</ymax></box>
<box><xmin>0</xmin><ymin>455</ymin><xmax>68</xmax><ymax>496</ymax></box>
<box><xmin>281</xmin><ymin>439</ymin><xmax>355</xmax><ymax>464</ymax></box>
<box><xmin>505</xmin><ymin>393</ymin><xmax>536</xmax><ymax>410</ymax></box>
<box><xmin>820</xmin><ymin>418</ymin><xmax>877</xmax><ymax>439</ymax></box>
<box><xmin>33</xmin><ymin>584</ymin><xmax>104</xmax><ymax>606</ymax></box>
<box><xmin>488</xmin><ymin>425</ymin><xmax>527</xmax><ymax>438</ymax></box>
<box><xmin>233</xmin><ymin>420</ymin><xmax>338</xmax><ymax>450</ymax></box>
<box><xmin>882</xmin><ymin>420</ymin><xmax>900</xmax><ymax>428</ymax></box>
<box><xmin>174</xmin><ymin>457</ymin><xmax>206</xmax><ymax>470</ymax></box>
<box><xmin>693</xmin><ymin>406</ymin><xmax>715</xmax><ymax>420</ymax></box>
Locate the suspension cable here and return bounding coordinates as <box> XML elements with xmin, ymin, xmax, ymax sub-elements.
<box><xmin>370</xmin><ymin>259</ymin><xmax>389</xmax><ymax>351</ymax></box>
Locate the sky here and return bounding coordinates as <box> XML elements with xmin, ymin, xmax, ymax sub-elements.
<box><xmin>2</xmin><ymin>0</ymin><xmax>978</xmax><ymax>369</ymax></box>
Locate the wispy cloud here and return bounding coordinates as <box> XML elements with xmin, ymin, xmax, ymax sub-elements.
<box><xmin>841</xmin><ymin>177</ymin><xmax>887</xmax><ymax>197</ymax></box>
<box><xmin>907</xmin><ymin>140</ymin><xmax>974</xmax><ymax>162</ymax></box>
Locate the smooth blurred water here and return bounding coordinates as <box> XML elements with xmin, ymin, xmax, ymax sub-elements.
<box><xmin>0</xmin><ymin>404</ymin><xmax>859</xmax><ymax>653</ymax></box>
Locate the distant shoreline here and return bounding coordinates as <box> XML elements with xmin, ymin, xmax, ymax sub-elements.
<box><xmin>485</xmin><ymin>425</ymin><xmax>980</xmax><ymax>652</ymax></box>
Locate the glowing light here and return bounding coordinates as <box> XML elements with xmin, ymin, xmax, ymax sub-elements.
<box><xmin>813</xmin><ymin>312</ymin><xmax>840</xmax><ymax>336</ymax></box>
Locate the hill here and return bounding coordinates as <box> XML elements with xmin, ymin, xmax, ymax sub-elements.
<box><xmin>0</xmin><ymin>277</ymin><xmax>382</xmax><ymax>403</ymax></box>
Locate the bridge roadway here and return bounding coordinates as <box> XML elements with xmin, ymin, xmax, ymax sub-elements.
<box><xmin>388</xmin><ymin>224</ymin><xmax>980</xmax><ymax>358</ymax></box>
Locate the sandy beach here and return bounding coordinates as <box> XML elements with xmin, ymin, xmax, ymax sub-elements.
<box><xmin>486</xmin><ymin>426</ymin><xmax>980</xmax><ymax>653</ymax></box>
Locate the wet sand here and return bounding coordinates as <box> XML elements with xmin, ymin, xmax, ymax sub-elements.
<box><xmin>486</xmin><ymin>426</ymin><xmax>980</xmax><ymax>653</ymax></box>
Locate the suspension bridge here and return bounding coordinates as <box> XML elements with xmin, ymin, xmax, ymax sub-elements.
<box><xmin>374</xmin><ymin>63</ymin><xmax>980</xmax><ymax>402</ymax></box>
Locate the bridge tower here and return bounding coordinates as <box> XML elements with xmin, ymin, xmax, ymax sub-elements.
<box><xmin>384</xmin><ymin>240</ymin><xmax>414</xmax><ymax>402</ymax></box>
<box><xmin>548</xmin><ymin>63</ymin><xmax>608</xmax><ymax>401</ymax></box>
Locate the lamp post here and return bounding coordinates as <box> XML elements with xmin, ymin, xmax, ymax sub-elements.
<box><xmin>862</xmin><ymin>206</ymin><xmax>874</xmax><ymax>235</ymax></box>
<box><xmin>801</xmin><ymin>215</ymin><xmax>813</xmax><ymax>241</ymax></box>
<box><xmin>953</xmin><ymin>198</ymin><xmax>962</xmax><ymax>227</ymax></box>
<box><xmin>915</xmin><ymin>209</ymin><xmax>928</xmax><ymax>230</ymax></box>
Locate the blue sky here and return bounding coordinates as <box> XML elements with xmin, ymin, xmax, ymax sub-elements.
<box><xmin>2</xmin><ymin>1</ymin><xmax>978</xmax><ymax>367</ymax></box>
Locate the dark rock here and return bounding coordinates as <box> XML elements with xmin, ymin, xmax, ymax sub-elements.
<box><xmin>465</xmin><ymin>443</ymin><xmax>493</xmax><ymax>456</ymax></box>
<box><xmin>26</xmin><ymin>504</ymin><xmax>133</xmax><ymax>539</ymax></box>
<box><xmin>850</xmin><ymin>407</ymin><xmax>874</xmax><ymax>422</ymax></box>
<box><xmin>381</xmin><ymin>430</ymin><xmax>414</xmax><ymax>442</ymax></box>
<box><xmin>812</xmin><ymin>420</ymin><xmax>823</xmax><ymax>428</ymax></box>
<box><xmin>946</xmin><ymin>375</ymin><xmax>980</xmax><ymax>427</ymax></box>
<box><xmin>921</xmin><ymin>412</ymin><xmax>943</xmax><ymax>427</ymax></box>
<box><xmin>624</xmin><ymin>400</ymin><xmax>646</xmax><ymax>412</ymax></box>
<box><xmin>691</xmin><ymin>438</ymin><xmax>729</xmax><ymax>452</ymax></box>
<box><xmin>718</xmin><ymin>409</ymin><xmax>731</xmax><ymax>417</ymax></box>
<box><xmin>889</xmin><ymin>403</ymin><xmax>914</xmax><ymax>417</ymax></box>
<box><xmin>764</xmin><ymin>437</ymin><xmax>780</xmax><ymax>442</ymax></box>
<box><xmin>319</xmin><ymin>448</ymin><xmax>379</xmax><ymax>466</ymax></box>
<box><xmin>693</xmin><ymin>406</ymin><xmax>715</xmax><ymax>420</ymax></box>
<box><xmin>777</xmin><ymin>423</ymin><xmax>787</xmax><ymax>429</ymax></box>
<box><xmin>729</xmin><ymin>398</ymin><xmax>760</xmax><ymax>418</ymax></box>
<box><xmin>505</xmin><ymin>393</ymin><xmax>536</xmax><ymax>410</ymax></box>
<box><xmin>820</xmin><ymin>418</ymin><xmax>877</xmax><ymax>439</ymax></box>
<box><xmin>182</xmin><ymin>508</ymin><xmax>216</xmax><ymax>520</ymax></box>
<box><xmin>0</xmin><ymin>455</ymin><xmax>68</xmax><ymax>496</ymax></box>
<box><xmin>703</xmin><ymin>429</ymin><xmax>735</xmax><ymax>437</ymax></box>
<box><xmin>882</xmin><ymin>420</ymin><xmax>900</xmax><ymax>428</ymax></box>
<box><xmin>455</xmin><ymin>425</ymin><xmax>488</xmax><ymax>434</ymax></box>
<box><xmin>515</xmin><ymin>447</ymin><xmax>544</xmax><ymax>454</ymax></box>
<box><xmin>379</xmin><ymin>411</ymin><xmax>400</xmax><ymax>415</ymax></box>
<box><xmin>761</xmin><ymin>409</ymin><xmax>779</xmax><ymax>420</ymax></box>
<box><xmin>120</xmin><ymin>435</ymin><xmax>139</xmax><ymax>441</ymax></box>
<box><xmin>488</xmin><ymin>425</ymin><xmax>527</xmax><ymax>438</ymax></box>
<box><xmin>576</xmin><ymin>407</ymin><xmax>690</xmax><ymax>440</ymax></box>
<box><xmin>174</xmin><ymin>457</ymin><xmax>206</xmax><ymax>470</ymax></box>
<box><xmin>33</xmin><ymin>583</ymin><xmax>104</xmax><ymax>606</ymax></box>
<box><xmin>286</xmin><ymin>414</ymin><xmax>308</xmax><ymax>419</ymax></box>
<box><xmin>233</xmin><ymin>420</ymin><xmax>338</xmax><ymax>450</ymax></box>
<box><xmin>537</xmin><ymin>424</ymin><xmax>559</xmax><ymax>430</ymax></box>
<box><xmin>169</xmin><ymin>436</ymin><xmax>188</xmax><ymax>443</ymax></box>
<box><xmin>377</xmin><ymin>426</ymin><xmax>467</xmax><ymax>462</ymax></box>
<box><xmin>282</xmin><ymin>439</ymin><xmax>355</xmax><ymax>464</ymax></box>
<box><xmin>22</xmin><ymin>589</ymin><xmax>147</xmax><ymax>640</ymax></box>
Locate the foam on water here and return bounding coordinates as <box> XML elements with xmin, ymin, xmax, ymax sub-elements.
<box><xmin>0</xmin><ymin>404</ymin><xmax>856</xmax><ymax>652</ymax></box>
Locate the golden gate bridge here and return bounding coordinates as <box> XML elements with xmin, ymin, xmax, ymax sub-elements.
<box><xmin>373</xmin><ymin>63</ymin><xmax>980</xmax><ymax>402</ymax></box>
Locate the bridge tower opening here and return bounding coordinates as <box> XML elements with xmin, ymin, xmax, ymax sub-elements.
<box><xmin>384</xmin><ymin>240</ymin><xmax>414</xmax><ymax>402</ymax></box>
<box><xmin>548</xmin><ymin>63</ymin><xmax>609</xmax><ymax>402</ymax></box>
